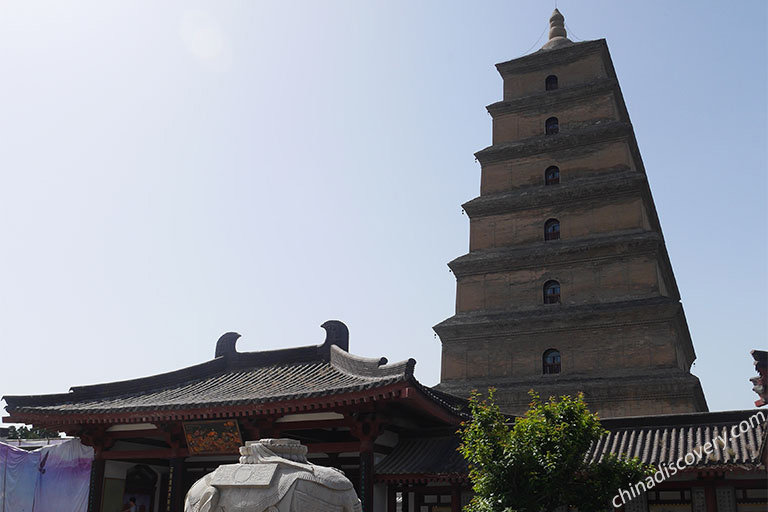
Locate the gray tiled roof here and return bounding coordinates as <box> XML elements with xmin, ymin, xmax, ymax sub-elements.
<box><xmin>591</xmin><ymin>409</ymin><xmax>767</xmax><ymax>468</ymax></box>
<box><xmin>376</xmin><ymin>410</ymin><xmax>767</xmax><ymax>477</ymax></box>
<box><xmin>375</xmin><ymin>434</ymin><xmax>468</xmax><ymax>478</ymax></box>
<box><xmin>7</xmin><ymin>359</ymin><xmax>408</xmax><ymax>415</ymax></box>
<box><xmin>3</xmin><ymin>321</ymin><xmax>457</xmax><ymax>419</ymax></box>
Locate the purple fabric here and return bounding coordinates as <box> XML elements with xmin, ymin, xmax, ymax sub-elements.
<box><xmin>0</xmin><ymin>441</ymin><xmax>38</xmax><ymax>512</ymax></box>
<box><xmin>0</xmin><ymin>438</ymin><xmax>94</xmax><ymax>512</ymax></box>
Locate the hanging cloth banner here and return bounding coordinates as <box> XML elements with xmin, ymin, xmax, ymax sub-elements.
<box><xmin>0</xmin><ymin>441</ymin><xmax>38</xmax><ymax>512</ymax></box>
<box><xmin>0</xmin><ymin>438</ymin><xmax>94</xmax><ymax>512</ymax></box>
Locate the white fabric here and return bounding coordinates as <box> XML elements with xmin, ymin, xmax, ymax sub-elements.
<box><xmin>0</xmin><ymin>438</ymin><xmax>94</xmax><ymax>512</ymax></box>
<box><xmin>0</xmin><ymin>442</ymin><xmax>38</xmax><ymax>512</ymax></box>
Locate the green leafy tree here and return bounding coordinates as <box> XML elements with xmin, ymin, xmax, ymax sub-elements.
<box><xmin>458</xmin><ymin>389</ymin><xmax>653</xmax><ymax>512</ymax></box>
<box><xmin>7</xmin><ymin>425</ymin><xmax>60</xmax><ymax>439</ymax></box>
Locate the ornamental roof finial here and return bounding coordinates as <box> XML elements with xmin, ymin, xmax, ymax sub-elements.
<box><xmin>549</xmin><ymin>8</ymin><xmax>567</xmax><ymax>40</ymax></box>
<box><xmin>541</xmin><ymin>8</ymin><xmax>572</xmax><ymax>50</ymax></box>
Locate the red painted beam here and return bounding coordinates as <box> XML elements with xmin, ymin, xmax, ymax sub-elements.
<box><xmin>97</xmin><ymin>448</ymin><xmax>189</xmax><ymax>460</ymax></box>
<box><xmin>300</xmin><ymin>443</ymin><xmax>392</xmax><ymax>455</ymax></box>
<box><xmin>374</xmin><ymin>474</ymin><xmax>469</xmax><ymax>485</ymax></box>
<box><xmin>275</xmin><ymin>419</ymin><xmax>352</xmax><ymax>431</ymax></box>
<box><xmin>105</xmin><ymin>429</ymin><xmax>164</xmax><ymax>439</ymax></box>
<box><xmin>305</xmin><ymin>442</ymin><xmax>361</xmax><ymax>453</ymax></box>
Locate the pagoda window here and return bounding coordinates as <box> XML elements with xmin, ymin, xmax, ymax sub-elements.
<box><xmin>545</xmin><ymin>117</ymin><xmax>559</xmax><ymax>135</ymax></box>
<box><xmin>543</xmin><ymin>349</ymin><xmax>561</xmax><ymax>374</ymax></box>
<box><xmin>545</xmin><ymin>75</ymin><xmax>558</xmax><ymax>91</ymax></box>
<box><xmin>544</xmin><ymin>218</ymin><xmax>560</xmax><ymax>241</ymax></box>
<box><xmin>545</xmin><ymin>166</ymin><xmax>560</xmax><ymax>185</ymax></box>
<box><xmin>543</xmin><ymin>280</ymin><xmax>561</xmax><ymax>304</ymax></box>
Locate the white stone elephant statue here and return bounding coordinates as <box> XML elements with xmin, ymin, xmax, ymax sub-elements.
<box><xmin>185</xmin><ymin>439</ymin><xmax>362</xmax><ymax>512</ymax></box>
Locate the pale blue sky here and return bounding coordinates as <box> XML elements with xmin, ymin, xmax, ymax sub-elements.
<box><xmin>0</xmin><ymin>1</ymin><xmax>765</xmax><ymax>416</ymax></box>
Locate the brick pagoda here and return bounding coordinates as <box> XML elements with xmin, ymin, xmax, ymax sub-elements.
<box><xmin>434</xmin><ymin>9</ymin><xmax>707</xmax><ymax>417</ymax></box>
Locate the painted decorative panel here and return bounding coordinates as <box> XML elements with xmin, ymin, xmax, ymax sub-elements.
<box><xmin>183</xmin><ymin>420</ymin><xmax>243</xmax><ymax>455</ymax></box>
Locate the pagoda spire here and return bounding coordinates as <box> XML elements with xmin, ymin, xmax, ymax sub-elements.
<box><xmin>549</xmin><ymin>8</ymin><xmax>567</xmax><ymax>39</ymax></box>
<box><xmin>541</xmin><ymin>8</ymin><xmax>572</xmax><ymax>50</ymax></box>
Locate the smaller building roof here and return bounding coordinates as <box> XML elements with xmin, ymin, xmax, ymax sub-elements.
<box><xmin>591</xmin><ymin>409</ymin><xmax>767</xmax><ymax>470</ymax></box>
<box><xmin>3</xmin><ymin>321</ymin><xmax>465</xmax><ymax>426</ymax></box>
<box><xmin>375</xmin><ymin>432</ymin><xmax>468</xmax><ymax>483</ymax></box>
<box><xmin>375</xmin><ymin>409</ymin><xmax>767</xmax><ymax>481</ymax></box>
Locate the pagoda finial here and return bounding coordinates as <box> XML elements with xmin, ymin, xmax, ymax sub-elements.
<box><xmin>549</xmin><ymin>8</ymin><xmax>567</xmax><ymax>40</ymax></box>
<box><xmin>541</xmin><ymin>8</ymin><xmax>572</xmax><ymax>50</ymax></box>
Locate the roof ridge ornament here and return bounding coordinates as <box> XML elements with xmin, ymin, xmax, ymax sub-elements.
<box><xmin>541</xmin><ymin>8</ymin><xmax>573</xmax><ymax>51</ymax></box>
<box><xmin>215</xmin><ymin>332</ymin><xmax>241</xmax><ymax>358</ymax></box>
<box><xmin>212</xmin><ymin>321</ymin><xmax>350</xmax><ymax>363</ymax></box>
<box><xmin>320</xmin><ymin>320</ymin><xmax>350</xmax><ymax>353</ymax></box>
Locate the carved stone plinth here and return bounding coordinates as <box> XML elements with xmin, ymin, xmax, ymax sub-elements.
<box><xmin>185</xmin><ymin>439</ymin><xmax>362</xmax><ymax>512</ymax></box>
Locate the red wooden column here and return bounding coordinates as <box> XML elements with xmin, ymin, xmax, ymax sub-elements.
<box><xmin>705</xmin><ymin>485</ymin><xmax>717</xmax><ymax>512</ymax></box>
<box><xmin>79</xmin><ymin>426</ymin><xmax>113</xmax><ymax>512</ymax></box>
<box><xmin>156</xmin><ymin>420</ymin><xmax>189</xmax><ymax>512</ymax></box>
<box><xmin>87</xmin><ymin>459</ymin><xmax>105</xmax><ymax>512</ymax></box>
<box><xmin>351</xmin><ymin>416</ymin><xmax>380</xmax><ymax>512</ymax></box>
<box><xmin>451</xmin><ymin>484</ymin><xmax>462</xmax><ymax>512</ymax></box>
<box><xmin>167</xmin><ymin>457</ymin><xmax>185</xmax><ymax>512</ymax></box>
<box><xmin>359</xmin><ymin>441</ymin><xmax>375</xmax><ymax>512</ymax></box>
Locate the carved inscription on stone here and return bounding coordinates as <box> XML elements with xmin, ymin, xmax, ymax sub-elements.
<box><xmin>210</xmin><ymin>463</ymin><xmax>277</xmax><ymax>487</ymax></box>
